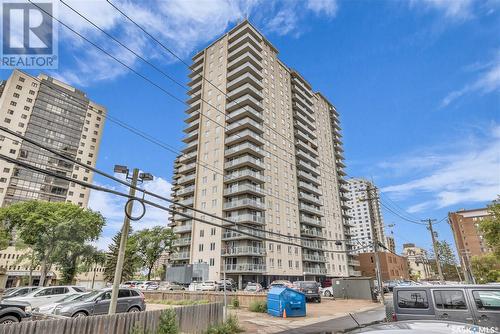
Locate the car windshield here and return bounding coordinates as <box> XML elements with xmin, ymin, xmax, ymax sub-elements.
<box><xmin>302</xmin><ymin>282</ymin><xmax>318</xmax><ymax>288</ymax></box>
<box><xmin>80</xmin><ymin>291</ymin><xmax>103</xmax><ymax>301</ymax></box>
<box><xmin>59</xmin><ymin>294</ymin><xmax>81</xmax><ymax>302</ymax></box>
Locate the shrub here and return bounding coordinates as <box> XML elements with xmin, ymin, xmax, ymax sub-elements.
<box><xmin>205</xmin><ymin>315</ymin><xmax>243</xmax><ymax>334</ymax></box>
<box><xmin>231</xmin><ymin>298</ymin><xmax>240</xmax><ymax>308</ymax></box>
<box><xmin>248</xmin><ymin>300</ymin><xmax>267</xmax><ymax>313</ymax></box>
<box><xmin>157</xmin><ymin>309</ymin><xmax>179</xmax><ymax>334</ymax></box>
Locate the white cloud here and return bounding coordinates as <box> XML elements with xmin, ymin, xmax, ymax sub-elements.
<box><xmin>415</xmin><ymin>0</ymin><xmax>474</xmax><ymax>19</ymax></box>
<box><xmin>381</xmin><ymin>124</ymin><xmax>500</xmax><ymax>212</ymax></box>
<box><xmin>51</xmin><ymin>0</ymin><xmax>339</xmax><ymax>86</ymax></box>
<box><xmin>88</xmin><ymin>173</ymin><xmax>172</xmax><ymax>250</ymax></box>
<box><xmin>306</xmin><ymin>0</ymin><xmax>338</xmax><ymax>17</ymax></box>
<box><xmin>441</xmin><ymin>58</ymin><xmax>500</xmax><ymax>107</ymax></box>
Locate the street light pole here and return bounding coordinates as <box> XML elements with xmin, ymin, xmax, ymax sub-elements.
<box><xmin>109</xmin><ymin>167</ymin><xmax>139</xmax><ymax>315</ymax></box>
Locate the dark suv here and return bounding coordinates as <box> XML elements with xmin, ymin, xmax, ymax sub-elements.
<box><xmin>0</xmin><ymin>300</ymin><xmax>32</xmax><ymax>324</ymax></box>
<box><xmin>293</xmin><ymin>281</ymin><xmax>321</xmax><ymax>303</ymax></box>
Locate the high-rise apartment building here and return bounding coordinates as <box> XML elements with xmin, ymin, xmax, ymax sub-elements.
<box><xmin>169</xmin><ymin>21</ymin><xmax>355</xmax><ymax>287</ymax></box>
<box><xmin>345</xmin><ymin>178</ymin><xmax>386</xmax><ymax>253</ymax></box>
<box><xmin>448</xmin><ymin>208</ymin><xmax>492</xmax><ymax>282</ymax></box>
<box><xmin>0</xmin><ymin>69</ymin><xmax>106</xmax><ymax>207</ymax></box>
<box><xmin>0</xmin><ymin>70</ymin><xmax>106</xmax><ymax>288</ymax></box>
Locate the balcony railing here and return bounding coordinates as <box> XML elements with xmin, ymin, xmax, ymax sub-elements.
<box><xmin>222</xmin><ymin>227</ymin><xmax>266</xmax><ymax>240</ymax></box>
<box><xmin>225</xmin><ymin>142</ymin><xmax>263</xmax><ymax>157</ymax></box>
<box><xmin>299</xmin><ymin>214</ymin><xmax>323</xmax><ymax>227</ymax></box>
<box><xmin>303</xmin><ymin>267</ymin><xmax>327</xmax><ymax>275</ymax></box>
<box><xmin>172</xmin><ymin>223</ymin><xmax>193</xmax><ymax>233</ymax></box>
<box><xmin>227</xmin><ymin>214</ymin><xmax>265</xmax><ymax>225</ymax></box>
<box><xmin>171</xmin><ymin>252</ymin><xmax>190</xmax><ymax>260</ymax></box>
<box><xmin>224</xmin><ymin>169</ymin><xmax>265</xmax><ymax>183</ymax></box>
<box><xmin>224</xmin><ymin>155</ymin><xmax>264</xmax><ymax>170</ymax></box>
<box><xmin>223</xmin><ymin>263</ymin><xmax>266</xmax><ymax>273</ymax></box>
<box><xmin>224</xmin><ymin>184</ymin><xmax>264</xmax><ymax>196</ymax></box>
<box><xmin>348</xmin><ymin>259</ymin><xmax>360</xmax><ymax>267</ymax></box>
<box><xmin>301</xmin><ymin>228</ymin><xmax>323</xmax><ymax>238</ymax></box>
<box><xmin>349</xmin><ymin>269</ymin><xmax>362</xmax><ymax>277</ymax></box>
<box><xmin>299</xmin><ymin>203</ymin><xmax>323</xmax><ymax>216</ymax></box>
<box><xmin>302</xmin><ymin>254</ymin><xmax>326</xmax><ymax>262</ymax></box>
<box><xmin>298</xmin><ymin>181</ymin><xmax>322</xmax><ymax>196</ymax></box>
<box><xmin>301</xmin><ymin>240</ymin><xmax>324</xmax><ymax>250</ymax></box>
<box><xmin>221</xmin><ymin>246</ymin><xmax>265</xmax><ymax>256</ymax></box>
<box><xmin>178</xmin><ymin>174</ymin><xmax>196</xmax><ymax>185</ymax></box>
<box><xmin>223</xmin><ymin>198</ymin><xmax>265</xmax><ymax>210</ymax></box>
<box><xmin>225</xmin><ymin>129</ymin><xmax>264</xmax><ymax>145</ymax></box>
<box><xmin>172</xmin><ymin>237</ymin><xmax>192</xmax><ymax>246</ymax></box>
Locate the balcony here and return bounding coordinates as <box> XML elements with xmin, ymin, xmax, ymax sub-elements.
<box><xmin>226</xmin><ymin>93</ymin><xmax>263</xmax><ymax>113</ymax></box>
<box><xmin>349</xmin><ymin>269</ymin><xmax>362</xmax><ymax>277</ymax></box>
<box><xmin>227</xmin><ymin>62</ymin><xmax>263</xmax><ymax>83</ymax></box>
<box><xmin>227</xmin><ymin>105</ymin><xmax>263</xmax><ymax>123</ymax></box>
<box><xmin>172</xmin><ymin>212</ymin><xmax>193</xmax><ymax>221</ymax></box>
<box><xmin>292</xmin><ymin>87</ymin><xmax>314</xmax><ymax>107</ymax></box>
<box><xmin>178</xmin><ymin>174</ymin><xmax>196</xmax><ymax>185</ymax></box>
<box><xmin>184</xmin><ymin>118</ymin><xmax>200</xmax><ymax>133</ymax></box>
<box><xmin>187</xmin><ymin>80</ymin><xmax>202</xmax><ymax>95</ymax></box>
<box><xmin>171</xmin><ymin>252</ymin><xmax>190</xmax><ymax>260</ymax></box>
<box><xmin>227</xmin><ymin>41</ymin><xmax>262</xmax><ymax>62</ymax></box>
<box><xmin>228</xmin><ymin>33</ymin><xmax>262</xmax><ymax>54</ymax></box>
<box><xmin>292</xmin><ymin>76</ymin><xmax>313</xmax><ymax>98</ymax></box>
<box><xmin>178</xmin><ymin>162</ymin><xmax>196</xmax><ymax>174</ymax></box>
<box><xmin>178</xmin><ymin>197</ymin><xmax>194</xmax><ymax>207</ymax></box>
<box><xmin>295</xmin><ymin>128</ymin><xmax>317</xmax><ymax>142</ymax></box>
<box><xmin>227</xmin><ymin>213</ymin><xmax>265</xmax><ymax>225</ymax></box>
<box><xmin>222</xmin><ymin>227</ymin><xmax>266</xmax><ymax>240</ymax></box>
<box><xmin>303</xmin><ymin>267</ymin><xmax>327</xmax><ymax>275</ymax></box>
<box><xmin>223</xmin><ymin>263</ymin><xmax>266</xmax><ymax>273</ymax></box>
<box><xmin>176</xmin><ymin>185</ymin><xmax>195</xmax><ymax>197</ymax></box>
<box><xmin>296</xmin><ymin>150</ymin><xmax>319</xmax><ymax>167</ymax></box>
<box><xmin>227</xmin><ymin>51</ymin><xmax>262</xmax><ymax>72</ymax></box>
<box><xmin>172</xmin><ymin>222</ymin><xmax>193</xmax><ymax>233</ymax></box>
<box><xmin>226</xmin><ymin>118</ymin><xmax>263</xmax><ymax>134</ymax></box>
<box><xmin>186</xmin><ymin>92</ymin><xmax>201</xmax><ymax>105</ymax></box>
<box><xmin>229</xmin><ymin>22</ymin><xmax>262</xmax><ymax>44</ymax></box>
<box><xmin>182</xmin><ymin>140</ymin><xmax>198</xmax><ymax>153</ymax></box>
<box><xmin>348</xmin><ymin>259</ymin><xmax>360</xmax><ymax>267</ymax></box>
<box><xmin>172</xmin><ymin>237</ymin><xmax>192</xmax><ymax>247</ymax></box>
<box><xmin>221</xmin><ymin>246</ymin><xmax>265</xmax><ymax>256</ymax></box>
<box><xmin>188</xmin><ymin>62</ymin><xmax>203</xmax><ymax>78</ymax></box>
<box><xmin>297</xmin><ymin>170</ymin><xmax>320</xmax><ymax>185</ymax></box>
<box><xmin>227</xmin><ymin>72</ymin><xmax>263</xmax><ymax>92</ymax></box>
<box><xmin>225</xmin><ymin>129</ymin><xmax>264</xmax><ymax>146</ymax></box>
<box><xmin>225</xmin><ymin>142</ymin><xmax>263</xmax><ymax>158</ymax></box>
<box><xmin>227</xmin><ymin>82</ymin><xmax>263</xmax><ymax>102</ymax></box>
<box><xmin>302</xmin><ymin>253</ymin><xmax>326</xmax><ymax>262</ymax></box>
<box><xmin>225</xmin><ymin>155</ymin><xmax>264</xmax><ymax>170</ymax></box>
<box><xmin>298</xmin><ymin>181</ymin><xmax>322</xmax><ymax>196</ymax></box>
<box><xmin>299</xmin><ymin>214</ymin><xmax>323</xmax><ymax>227</ymax></box>
<box><xmin>223</xmin><ymin>198</ymin><xmax>265</xmax><ymax>211</ymax></box>
<box><xmin>182</xmin><ymin>129</ymin><xmax>198</xmax><ymax>143</ymax></box>
<box><xmin>301</xmin><ymin>227</ymin><xmax>324</xmax><ymax>238</ymax></box>
<box><xmin>224</xmin><ymin>184</ymin><xmax>264</xmax><ymax>197</ymax></box>
<box><xmin>294</xmin><ymin>110</ymin><xmax>315</xmax><ymax>131</ymax></box>
<box><xmin>296</xmin><ymin>139</ymin><xmax>318</xmax><ymax>158</ymax></box>
<box><xmin>301</xmin><ymin>240</ymin><xmax>324</xmax><ymax>250</ymax></box>
<box><xmin>178</xmin><ymin>151</ymin><xmax>197</xmax><ymax>164</ymax></box>
<box><xmin>299</xmin><ymin>203</ymin><xmax>323</xmax><ymax>216</ymax></box>
<box><xmin>224</xmin><ymin>169</ymin><xmax>265</xmax><ymax>184</ymax></box>
<box><xmin>186</xmin><ymin>100</ymin><xmax>201</xmax><ymax>114</ymax></box>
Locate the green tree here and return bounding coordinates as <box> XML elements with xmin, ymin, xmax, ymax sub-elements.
<box><xmin>80</xmin><ymin>247</ymin><xmax>107</xmax><ymax>289</ymax></box>
<box><xmin>429</xmin><ymin>240</ymin><xmax>461</xmax><ymax>281</ymax></box>
<box><xmin>479</xmin><ymin>198</ymin><xmax>500</xmax><ymax>259</ymax></box>
<box><xmin>0</xmin><ymin>201</ymin><xmax>105</xmax><ymax>286</ymax></box>
<box><xmin>104</xmin><ymin>230</ymin><xmax>141</xmax><ymax>283</ymax></box>
<box><xmin>0</xmin><ymin>221</ymin><xmax>10</xmax><ymax>250</ymax></box>
<box><xmin>134</xmin><ymin>227</ymin><xmax>176</xmax><ymax>280</ymax></box>
<box><xmin>471</xmin><ymin>254</ymin><xmax>500</xmax><ymax>283</ymax></box>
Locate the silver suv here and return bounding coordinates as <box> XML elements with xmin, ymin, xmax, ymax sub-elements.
<box><xmin>53</xmin><ymin>288</ymin><xmax>145</xmax><ymax>317</ymax></box>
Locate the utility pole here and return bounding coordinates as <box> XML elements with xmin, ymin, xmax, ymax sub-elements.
<box><xmin>424</xmin><ymin>219</ymin><xmax>444</xmax><ymax>283</ymax></box>
<box><xmin>109</xmin><ymin>166</ymin><xmax>153</xmax><ymax>315</ymax></box>
<box><xmin>360</xmin><ymin>183</ymin><xmax>384</xmax><ymax>304</ymax></box>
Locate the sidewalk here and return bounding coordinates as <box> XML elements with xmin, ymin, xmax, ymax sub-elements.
<box><xmin>232</xmin><ymin>299</ymin><xmax>384</xmax><ymax>334</ymax></box>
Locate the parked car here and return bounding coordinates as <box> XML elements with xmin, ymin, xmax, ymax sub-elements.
<box><xmin>0</xmin><ymin>300</ymin><xmax>32</xmax><ymax>324</ymax></box>
<box><xmin>199</xmin><ymin>281</ymin><xmax>219</xmax><ymax>291</ymax></box>
<box><xmin>160</xmin><ymin>282</ymin><xmax>185</xmax><ymax>291</ymax></box>
<box><xmin>321</xmin><ymin>286</ymin><xmax>334</xmax><ymax>298</ymax></box>
<box><xmin>137</xmin><ymin>281</ymin><xmax>157</xmax><ymax>290</ymax></box>
<box><xmin>53</xmin><ymin>288</ymin><xmax>145</xmax><ymax>317</ymax></box>
<box><xmin>392</xmin><ymin>285</ymin><xmax>500</xmax><ymax>327</ymax></box>
<box><xmin>34</xmin><ymin>293</ymin><xmax>87</xmax><ymax>314</ymax></box>
<box><xmin>293</xmin><ymin>281</ymin><xmax>321</xmax><ymax>303</ymax></box>
<box><xmin>1</xmin><ymin>286</ymin><xmax>39</xmax><ymax>300</ymax></box>
<box><xmin>188</xmin><ymin>282</ymin><xmax>202</xmax><ymax>291</ymax></box>
<box><xmin>244</xmin><ymin>282</ymin><xmax>263</xmax><ymax>293</ymax></box>
<box><xmin>9</xmin><ymin>286</ymin><xmax>87</xmax><ymax>308</ymax></box>
<box><xmin>146</xmin><ymin>283</ymin><xmax>159</xmax><ymax>290</ymax></box>
<box><xmin>218</xmin><ymin>281</ymin><xmax>236</xmax><ymax>292</ymax></box>
<box><xmin>270</xmin><ymin>280</ymin><xmax>293</xmax><ymax>288</ymax></box>
<box><xmin>348</xmin><ymin>320</ymin><xmax>500</xmax><ymax>333</ymax></box>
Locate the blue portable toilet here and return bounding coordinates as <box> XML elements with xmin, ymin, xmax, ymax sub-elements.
<box><xmin>267</xmin><ymin>286</ymin><xmax>306</xmax><ymax>317</ymax></box>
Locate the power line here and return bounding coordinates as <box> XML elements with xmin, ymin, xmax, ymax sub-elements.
<box><xmin>0</xmin><ymin>151</ymin><xmax>372</xmax><ymax>254</ymax></box>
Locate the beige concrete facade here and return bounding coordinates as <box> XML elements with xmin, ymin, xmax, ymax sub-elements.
<box><xmin>345</xmin><ymin>179</ymin><xmax>386</xmax><ymax>253</ymax></box>
<box><xmin>0</xmin><ymin>70</ymin><xmax>106</xmax><ymax>287</ymax></box>
<box><xmin>402</xmin><ymin>243</ymin><xmax>435</xmax><ymax>281</ymax></box>
<box><xmin>170</xmin><ymin>21</ymin><xmax>353</xmax><ymax>286</ymax></box>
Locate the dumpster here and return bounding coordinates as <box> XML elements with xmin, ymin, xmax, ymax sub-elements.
<box><xmin>267</xmin><ymin>286</ymin><xmax>306</xmax><ymax>317</ymax></box>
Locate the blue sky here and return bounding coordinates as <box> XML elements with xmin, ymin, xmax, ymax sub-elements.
<box><xmin>1</xmin><ymin>0</ymin><xmax>499</xmax><ymax>255</ymax></box>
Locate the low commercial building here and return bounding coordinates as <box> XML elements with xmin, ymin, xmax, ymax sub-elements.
<box><xmin>402</xmin><ymin>243</ymin><xmax>435</xmax><ymax>281</ymax></box>
<box><xmin>357</xmin><ymin>251</ymin><xmax>409</xmax><ymax>281</ymax></box>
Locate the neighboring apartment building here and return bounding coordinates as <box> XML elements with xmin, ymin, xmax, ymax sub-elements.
<box><xmin>386</xmin><ymin>236</ymin><xmax>396</xmax><ymax>253</ymax></box>
<box><xmin>358</xmin><ymin>251</ymin><xmax>409</xmax><ymax>281</ymax></box>
<box><xmin>448</xmin><ymin>208</ymin><xmax>492</xmax><ymax>282</ymax></box>
<box><xmin>169</xmin><ymin>20</ymin><xmax>354</xmax><ymax>287</ymax></box>
<box><xmin>402</xmin><ymin>243</ymin><xmax>435</xmax><ymax>281</ymax></box>
<box><xmin>345</xmin><ymin>179</ymin><xmax>386</xmax><ymax>253</ymax></box>
<box><xmin>0</xmin><ymin>69</ymin><xmax>106</xmax><ymax>287</ymax></box>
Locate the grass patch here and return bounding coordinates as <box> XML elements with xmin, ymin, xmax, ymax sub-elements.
<box><xmin>151</xmin><ymin>299</ymin><xmax>210</xmax><ymax>306</ymax></box>
<box><xmin>231</xmin><ymin>298</ymin><xmax>240</xmax><ymax>308</ymax></box>
<box><xmin>205</xmin><ymin>315</ymin><xmax>243</xmax><ymax>334</ymax></box>
<box><xmin>248</xmin><ymin>300</ymin><xmax>267</xmax><ymax>313</ymax></box>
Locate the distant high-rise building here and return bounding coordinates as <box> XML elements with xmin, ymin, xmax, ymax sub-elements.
<box><xmin>402</xmin><ymin>243</ymin><xmax>435</xmax><ymax>281</ymax></box>
<box><xmin>386</xmin><ymin>236</ymin><xmax>396</xmax><ymax>253</ymax></box>
<box><xmin>0</xmin><ymin>69</ymin><xmax>106</xmax><ymax>288</ymax></box>
<box><xmin>169</xmin><ymin>20</ymin><xmax>355</xmax><ymax>287</ymax></box>
<box><xmin>345</xmin><ymin>178</ymin><xmax>386</xmax><ymax>253</ymax></box>
<box><xmin>448</xmin><ymin>208</ymin><xmax>492</xmax><ymax>282</ymax></box>
<box><xmin>0</xmin><ymin>69</ymin><xmax>106</xmax><ymax>207</ymax></box>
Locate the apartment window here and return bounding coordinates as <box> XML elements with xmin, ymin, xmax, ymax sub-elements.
<box><xmin>209</xmin><ymin>258</ymin><xmax>215</xmax><ymax>266</ymax></box>
<box><xmin>288</xmin><ymin>260</ymin><xmax>293</xmax><ymax>268</ymax></box>
<box><xmin>200</xmin><ymin>230</ymin><xmax>204</xmax><ymax>237</ymax></box>
<box><xmin>19</xmin><ymin>77</ymin><xmax>25</xmax><ymax>82</ymax></box>
<box><xmin>211</xmin><ymin>199</ymin><xmax>217</xmax><ymax>207</ymax></box>
<box><xmin>210</xmin><ymin>228</ymin><xmax>216</xmax><ymax>236</ymax></box>
<box><xmin>277</xmin><ymin>259</ymin><xmax>282</xmax><ymax>268</ymax></box>
<box><xmin>210</xmin><ymin>242</ymin><xmax>215</xmax><ymax>251</ymax></box>
<box><xmin>198</xmin><ymin>244</ymin><xmax>204</xmax><ymax>252</ymax></box>
<box><xmin>4</xmin><ymin>118</ymin><xmax>11</xmax><ymax>123</ymax></box>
